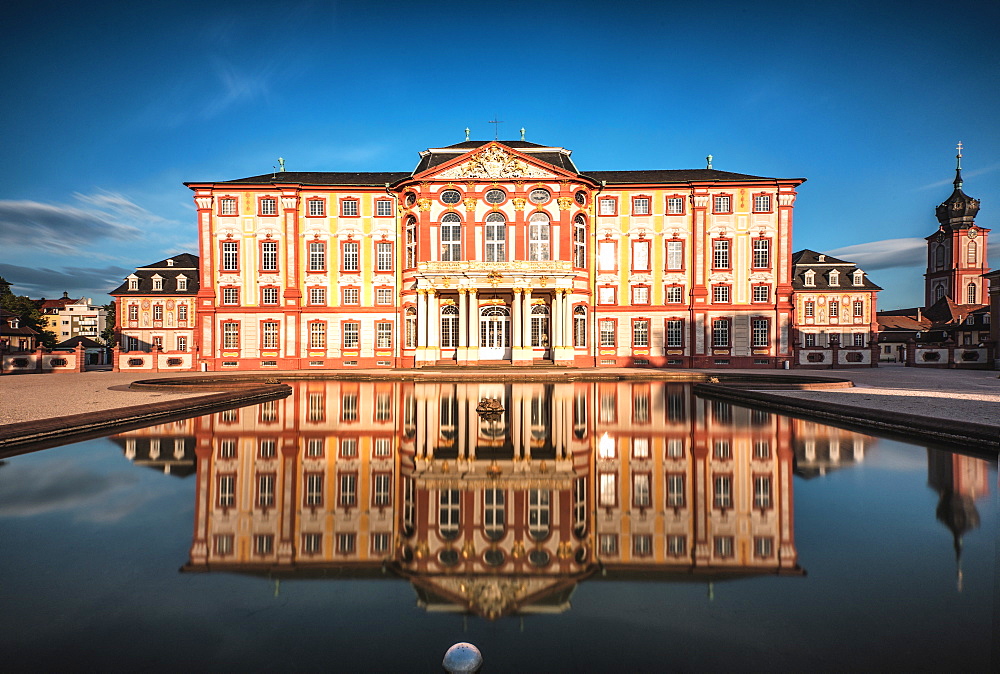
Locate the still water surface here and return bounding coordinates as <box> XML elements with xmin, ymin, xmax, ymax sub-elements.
<box><xmin>0</xmin><ymin>381</ymin><xmax>995</xmax><ymax>671</ymax></box>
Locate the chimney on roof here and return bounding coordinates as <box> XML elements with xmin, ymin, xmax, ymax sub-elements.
<box><xmin>917</xmin><ymin>307</ymin><xmax>922</xmax><ymax>321</ymax></box>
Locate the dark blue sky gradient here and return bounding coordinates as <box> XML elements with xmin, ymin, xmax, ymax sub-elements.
<box><xmin>1</xmin><ymin>0</ymin><xmax>997</xmax><ymax>307</ymax></box>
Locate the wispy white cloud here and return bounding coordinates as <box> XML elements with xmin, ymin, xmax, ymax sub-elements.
<box><xmin>200</xmin><ymin>56</ymin><xmax>275</xmax><ymax>119</ymax></box>
<box><xmin>0</xmin><ymin>262</ymin><xmax>132</xmax><ymax>297</ymax></box>
<box><xmin>916</xmin><ymin>162</ymin><xmax>1000</xmax><ymax>190</ymax></box>
<box><xmin>0</xmin><ymin>461</ymin><xmax>142</xmax><ymax>521</ymax></box>
<box><xmin>827</xmin><ymin>238</ymin><xmax>926</xmax><ymax>271</ymax></box>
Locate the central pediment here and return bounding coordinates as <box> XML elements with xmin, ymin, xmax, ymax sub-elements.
<box><xmin>419</xmin><ymin>143</ymin><xmax>566</xmax><ymax>181</ymax></box>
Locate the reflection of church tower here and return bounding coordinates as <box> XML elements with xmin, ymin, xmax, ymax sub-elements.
<box><xmin>926</xmin><ymin>449</ymin><xmax>990</xmax><ymax>592</ymax></box>
<box><xmin>924</xmin><ymin>143</ymin><xmax>990</xmax><ymax>307</ymax></box>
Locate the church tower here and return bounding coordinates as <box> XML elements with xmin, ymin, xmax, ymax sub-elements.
<box><xmin>925</xmin><ymin>143</ymin><xmax>990</xmax><ymax>307</ymax></box>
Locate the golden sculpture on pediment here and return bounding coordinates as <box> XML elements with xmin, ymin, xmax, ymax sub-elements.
<box><xmin>437</xmin><ymin>145</ymin><xmax>556</xmax><ymax>181</ymax></box>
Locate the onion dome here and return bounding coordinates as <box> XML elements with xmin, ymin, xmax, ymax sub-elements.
<box><xmin>936</xmin><ymin>142</ymin><xmax>980</xmax><ymax>228</ymax></box>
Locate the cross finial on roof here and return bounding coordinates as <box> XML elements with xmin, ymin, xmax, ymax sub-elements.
<box><xmin>487</xmin><ymin>115</ymin><xmax>504</xmax><ymax>141</ymax></box>
<box><xmin>954</xmin><ymin>141</ymin><xmax>964</xmax><ymax>188</ymax></box>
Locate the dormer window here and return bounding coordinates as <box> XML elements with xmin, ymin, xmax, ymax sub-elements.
<box><xmin>803</xmin><ymin>270</ymin><xmax>816</xmax><ymax>287</ymax></box>
<box><xmin>128</xmin><ymin>276</ymin><xmax>139</xmax><ymax>291</ymax></box>
<box><xmin>166</xmin><ymin>259</ymin><xmax>175</xmax><ymax>267</ymax></box>
<box><xmin>177</xmin><ymin>275</ymin><xmax>188</xmax><ymax>291</ymax></box>
<box><xmin>828</xmin><ymin>270</ymin><xmax>839</xmax><ymax>286</ymax></box>
<box><xmin>152</xmin><ymin>275</ymin><xmax>163</xmax><ymax>291</ymax></box>
<box><xmin>9</xmin><ymin>318</ymin><xmax>18</xmax><ymax>329</ymax></box>
<box><xmin>852</xmin><ymin>270</ymin><xmax>864</xmax><ymax>286</ymax></box>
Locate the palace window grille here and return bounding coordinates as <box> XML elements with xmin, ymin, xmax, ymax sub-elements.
<box><xmin>485</xmin><ymin>213</ymin><xmax>506</xmax><ymax>262</ymax></box>
<box><xmin>308</xmin><ymin>242</ymin><xmax>326</xmax><ymax>272</ymax></box>
<box><xmin>441</xmin><ymin>305</ymin><xmax>459</xmax><ymax>348</ymax></box>
<box><xmin>376</xmin><ymin>322</ymin><xmax>392</xmax><ymax>349</ymax></box>
<box><xmin>573</xmin><ymin>306</ymin><xmax>587</xmax><ymax>347</ymax></box>
<box><xmin>261</xmin><ymin>241</ymin><xmax>277</xmax><ymax>271</ymax></box>
<box><xmin>530</xmin><ymin>304</ymin><xmax>550</xmax><ymax>347</ymax></box>
<box><xmin>633</xmin><ymin>319</ymin><xmax>649</xmax><ymax>347</ymax></box>
<box><xmin>528</xmin><ymin>213</ymin><xmax>550</xmax><ymax>261</ymax></box>
<box><xmin>599</xmin><ymin>319</ymin><xmax>616</xmax><ymax>347</ymax></box>
<box><xmin>310</xmin><ymin>322</ymin><xmax>327</xmax><ymax>349</ymax></box>
<box><xmin>713</xmin><ymin>239</ymin><xmax>730</xmax><ymax>268</ymax></box>
<box><xmin>222</xmin><ymin>241</ymin><xmax>239</xmax><ymax>271</ymax></box>
<box><xmin>260</xmin><ymin>198</ymin><xmax>277</xmax><ymax>216</ymax></box>
<box><xmin>752</xmin><ymin>318</ymin><xmax>769</xmax><ymax>347</ymax></box>
<box><xmin>261</xmin><ymin>322</ymin><xmax>279</xmax><ymax>349</ymax></box>
<box><xmin>440</xmin><ymin>213</ymin><xmax>461</xmax><ymax>261</ymax></box>
<box><xmin>343</xmin><ymin>242</ymin><xmax>359</xmax><ymax>271</ymax></box>
<box><xmin>753</xmin><ymin>239</ymin><xmax>770</xmax><ymax>268</ymax></box>
<box><xmin>342</xmin><ymin>323</ymin><xmax>359</xmax><ymax>349</ymax></box>
<box><xmin>376</xmin><ymin>242</ymin><xmax>392</xmax><ymax>271</ymax></box>
<box><xmin>712</xmin><ymin>319</ymin><xmax>730</xmax><ymax>347</ymax></box>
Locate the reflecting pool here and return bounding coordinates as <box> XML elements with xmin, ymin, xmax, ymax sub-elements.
<box><xmin>0</xmin><ymin>381</ymin><xmax>995</xmax><ymax>671</ymax></box>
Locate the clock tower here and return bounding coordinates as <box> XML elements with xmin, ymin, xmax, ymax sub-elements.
<box><xmin>924</xmin><ymin>143</ymin><xmax>990</xmax><ymax>307</ymax></box>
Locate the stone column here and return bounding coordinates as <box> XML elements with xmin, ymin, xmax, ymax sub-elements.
<box><xmin>416</xmin><ymin>290</ymin><xmax>428</xmax><ymax>363</ymax></box>
<box><xmin>428</xmin><ymin>290</ymin><xmax>440</xmax><ymax>361</ymax></box>
<box><xmin>522</xmin><ymin>288</ymin><xmax>533</xmax><ymax>351</ymax></box>
<box><xmin>552</xmin><ymin>290</ymin><xmax>563</xmax><ymax>348</ymax></box>
<box><xmin>468</xmin><ymin>288</ymin><xmax>479</xmax><ymax>358</ymax></box>
<box><xmin>458</xmin><ymin>289</ymin><xmax>468</xmax><ymax>363</ymax></box>
<box><xmin>512</xmin><ymin>288</ymin><xmax>523</xmax><ymax>350</ymax></box>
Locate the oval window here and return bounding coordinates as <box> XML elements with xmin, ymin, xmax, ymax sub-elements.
<box><xmin>438</xmin><ymin>548</ymin><xmax>460</xmax><ymax>567</ymax></box>
<box><xmin>485</xmin><ymin>189</ymin><xmax>506</xmax><ymax>204</ymax></box>
<box><xmin>483</xmin><ymin>548</ymin><xmax>505</xmax><ymax>567</ymax></box>
<box><xmin>528</xmin><ymin>549</ymin><xmax>550</xmax><ymax>567</ymax></box>
<box><xmin>529</xmin><ymin>188</ymin><xmax>550</xmax><ymax>204</ymax></box>
<box><xmin>404</xmin><ymin>192</ymin><xmax>416</xmax><ymax>207</ymax></box>
<box><xmin>575</xmin><ymin>190</ymin><xmax>587</xmax><ymax>205</ymax></box>
<box><xmin>440</xmin><ymin>189</ymin><xmax>462</xmax><ymax>205</ymax></box>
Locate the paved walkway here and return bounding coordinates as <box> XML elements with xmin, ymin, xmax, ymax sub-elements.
<box><xmin>1</xmin><ymin>367</ymin><xmax>998</xmax><ymax>428</ymax></box>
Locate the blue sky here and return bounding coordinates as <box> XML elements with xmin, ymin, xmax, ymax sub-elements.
<box><xmin>1</xmin><ymin>0</ymin><xmax>997</xmax><ymax>309</ymax></box>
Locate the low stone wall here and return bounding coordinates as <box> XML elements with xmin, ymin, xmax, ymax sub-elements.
<box><xmin>1</xmin><ymin>347</ymin><xmax>84</xmax><ymax>374</ymax></box>
<box><xmin>115</xmin><ymin>349</ymin><xmax>198</xmax><ymax>372</ymax></box>
<box><xmin>910</xmin><ymin>345</ymin><xmax>991</xmax><ymax>369</ymax></box>
<box><xmin>796</xmin><ymin>347</ymin><xmax>873</xmax><ymax>368</ymax></box>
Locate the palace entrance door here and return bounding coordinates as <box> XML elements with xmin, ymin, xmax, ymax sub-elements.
<box><xmin>479</xmin><ymin>306</ymin><xmax>511</xmax><ymax>360</ymax></box>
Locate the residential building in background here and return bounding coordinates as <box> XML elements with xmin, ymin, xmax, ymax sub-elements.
<box><xmin>35</xmin><ymin>293</ymin><xmax>108</xmax><ymax>343</ymax></box>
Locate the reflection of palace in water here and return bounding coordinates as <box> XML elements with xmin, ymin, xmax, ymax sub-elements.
<box><xmin>114</xmin><ymin>381</ymin><xmax>838</xmax><ymax>617</ymax></box>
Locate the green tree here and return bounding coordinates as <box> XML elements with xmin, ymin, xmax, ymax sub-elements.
<box><xmin>99</xmin><ymin>301</ymin><xmax>117</xmax><ymax>348</ymax></box>
<box><xmin>0</xmin><ymin>275</ymin><xmax>58</xmax><ymax>348</ymax></box>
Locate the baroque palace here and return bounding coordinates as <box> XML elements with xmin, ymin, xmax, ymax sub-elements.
<box><xmin>176</xmin><ymin>138</ymin><xmax>806</xmax><ymax>370</ymax></box>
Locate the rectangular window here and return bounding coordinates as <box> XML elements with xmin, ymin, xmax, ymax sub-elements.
<box><xmin>343</xmin><ymin>323</ymin><xmax>359</xmax><ymax>349</ymax></box>
<box><xmin>753</xmin><ymin>194</ymin><xmax>772</xmax><ymax>213</ymax></box>
<box><xmin>853</xmin><ymin>300</ymin><xmax>864</xmax><ymax>317</ymax></box>
<box><xmin>342</xmin><ymin>242</ymin><xmax>359</xmax><ymax>271</ymax></box>
<box><xmin>633</xmin><ymin>473</ymin><xmax>651</xmax><ymax>507</ymax></box>
<box><xmin>153</xmin><ymin>305</ymin><xmax>163</xmax><ymax>321</ymax></box>
<box><xmin>598</xmin><ymin>240</ymin><xmax>616</xmax><ymax>271</ymax></box>
<box><xmin>714</xmin><ymin>475</ymin><xmax>733</xmax><ymax>509</ymax></box>
<box><xmin>667</xmin><ymin>473</ymin><xmax>685</xmax><ymax>507</ymax></box>
<box><xmin>308</xmin><ymin>199</ymin><xmax>326</xmax><ymax>217</ymax></box>
<box><xmin>373</xmin><ymin>437</ymin><xmax>392</xmax><ymax>456</ymax></box>
<box><xmin>221</xmin><ymin>241</ymin><xmax>239</xmax><ymax>271</ymax></box>
<box><xmin>668</xmin><ymin>535</ymin><xmax>686</xmax><ymax>557</ymax></box>
<box><xmin>633</xmin><ymin>319</ymin><xmax>649</xmax><ymax>347</ymax></box>
<box><xmin>260</xmin><ymin>197</ymin><xmax>277</xmax><ymax>216</ymax></box>
<box><xmin>215</xmin><ymin>534</ymin><xmax>234</xmax><ymax>556</ymax></box>
<box><xmin>376</xmin><ymin>242</ymin><xmax>393</xmax><ymax>271</ymax></box>
<box><xmin>752</xmin><ymin>285</ymin><xmax>769</xmax><ymax>303</ymax></box>
<box><xmin>376</xmin><ymin>200</ymin><xmax>393</xmax><ymax>217</ymax></box>
<box><xmin>309</xmin><ymin>287</ymin><xmax>326</xmax><ymax>306</ymax></box>
<box><xmin>751</xmin><ymin>238</ymin><xmax>770</xmax><ymax>269</ymax></box>
<box><xmin>302</xmin><ymin>533</ymin><xmax>322</xmax><ymax>554</ymax></box>
<box><xmin>667</xmin><ymin>196</ymin><xmax>685</xmax><ymax>214</ymax></box>
<box><xmin>754</xmin><ymin>475</ymin><xmax>772</xmax><ymax>509</ymax></box>
<box><xmin>222</xmin><ymin>322</ymin><xmax>239</xmax><ymax>349</ymax></box>
<box><xmin>715</xmin><ymin>536</ymin><xmax>734</xmax><ymax>558</ymax></box>
<box><xmin>376</xmin><ymin>322</ymin><xmax>392</xmax><ymax>349</ymax></box>
<box><xmin>713</xmin><ymin>285</ymin><xmax>730</xmax><ymax>303</ymax></box>
<box><xmin>714</xmin><ymin>439</ymin><xmax>731</xmax><ymax>460</ymax></box>
<box><xmin>309</xmin><ymin>322</ymin><xmax>326</xmax><ymax>349</ymax></box>
<box><xmin>339</xmin><ymin>473</ymin><xmax>357</xmax><ymax>507</ymax></box>
<box><xmin>261</xmin><ymin>322</ymin><xmax>279</xmax><ymax>349</ymax></box>
<box><xmin>128</xmin><ymin>305</ymin><xmax>139</xmax><ymax>321</ymax></box>
<box><xmin>176</xmin><ymin>335</ymin><xmax>187</xmax><ymax>352</ymax></box>
<box><xmin>259</xmin><ymin>438</ymin><xmax>277</xmax><ymax>457</ymax></box>
<box><xmin>599</xmin><ymin>320</ymin><xmax>616</xmax><ymax>348</ymax></box>
<box><xmin>308</xmin><ymin>242</ymin><xmax>326</xmax><ymax>272</ymax></box>
<box><xmin>257</xmin><ymin>473</ymin><xmax>275</xmax><ymax>508</ymax></box>
<box><xmin>853</xmin><ymin>333</ymin><xmax>866</xmax><ymax>347</ymax></box>
<box><xmin>713</xmin><ymin>239</ymin><xmax>730</xmax><ymax>269</ymax></box>
<box><xmin>598</xmin><ymin>286</ymin><xmax>616</xmax><ymax>305</ymax></box>
<box><xmin>632</xmin><ymin>437</ymin><xmax>650</xmax><ymax>459</ymax></box>
<box><xmin>632</xmin><ymin>196</ymin><xmax>650</xmax><ymax>215</ymax></box>
<box><xmin>631</xmin><ymin>240</ymin><xmax>650</xmax><ymax>271</ymax></box>
<box><xmin>713</xmin><ymin>195</ymin><xmax>731</xmax><ymax>213</ymax></box>
<box><xmin>753</xmin><ymin>440</ymin><xmax>770</xmax><ymax>459</ymax></box>
<box><xmin>599</xmin><ymin>534</ymin><xmax>618</xmax><ymax>555</ymax></box>
<box><xmin>254</xmin><ymin>535</ymin><xmax>274</xmax><ymax>556</ymax></box>
<box><xmin>666</xmin><ymin>240</ymin><xmax>684</xmax><ymax>270</ymax></box>
<box><xmin>219</xmin><ymin>198</ymin><xmax>237</xmax><ymax>216</ymax></box>
<box><xmin>712</xmin><ymin>319</ymin><xmax>730</xmax><ymax>348</ymax></box>
<box><xmin>342</xmin><ymin>287</ymin><xmax>360</xmax><ymax>304</ymax></box>
<box><xmin>752</xmin><ymin>318</ymin><xmax>769</xmax><ymax>347</ymax></box>
<box><xmin>632</xmin><ymin>286</ymin><xmax>649</xmax><ymax>305</ymax></box>
<box><xmin>177</xmin><ymin>304</ymin><xmax>188</xmax><ymax>321</ymax></box>
<box><xmin>306</xmin><ymin>438</ymin><xmax>324</xmax><ymax>457</ymax></box>
<box><xmin>340</xmin><ymin>437</ymin><xmax>358</xmax><ymax>457</ymax></box>
<box><xmin>754</xmin><ymin>537</ymin><xmax>774</xmax><ymax>559</ymax></box>
<box><xmin>260</xmin><ymin>241</ymin><xmax>278</xmax><ymax>271</ymax></box>
<box><xmin>341</xmin><ymin>199</ymin><xmax>358</xmax><ymax>217</ymax></box>
<box><xmin>599</xmin><ymin>473</ymin><xmax>617</xmax><ymax>507</ymax></box>
<box><xmin>376</xmin><ymin>288</ymin><xmax>393</xmax><ymax>305</ymax></box>
<box><xmin>805</xmin><ymin>301</ymin><xmax>815</xmax><ymax>317</ymax></box>
<box><xmin>261</xmin><ymin>287</ymin><xmax>278</xmax><ymax>305</ymax></box>
<box><xmin>805</xmin><ymin>333</ymin><xmax>817</xmax><ymax>347</ymax></box>
<box><xmin>829</xmin><ymin>301</ymin><xmax>839</xmax><ymax>318</ymax></box>
<box><xmin>599</xmin><ymin>198</ymin><xmax>616</xmax><ymax>216</ymax></box>
<box><xmin>666</xmin><ymin>286</ymin><xmax>684</xmax><ymax>303</ymax></box>
<box><xmin>337</xmin><ymin>533</ymin><xmax>356</xmax><ymax>554</ymax></box>
<box><xmin>305</xmin><ymin>473</ymin><xmax>324</xmax><ymax>506</ymax></box>
<box><xmin>373</xmin><ymin>473</ymin><xmax>391</xmax><ymax>506</ymax></box>
<box><xmin>217</xmin><ymin>474</ymin><xmax>235</xmax><ymax>507</ymax></box>
<box><xmin>222</xmin><ymin>287</ymin><xmax>239</xmax><ymax>305</ymax></box>
<box><xmin>666</xmin><ymin>319</ymin><xmax>684</xmax><ymax>348</ymax></box>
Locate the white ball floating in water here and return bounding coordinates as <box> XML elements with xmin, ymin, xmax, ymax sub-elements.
<box><xmin>443</xmin><ymin>642</ymin><xmax>483</xmax><ymax>673</ymax></box>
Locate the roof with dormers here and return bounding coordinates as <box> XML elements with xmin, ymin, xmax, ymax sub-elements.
<box><xmin>198</xmin><ymin>140</ymin><xmax>803</xmax><ymax>187</ymax></box>
<box><xmin>109</xmin><ymin>254</ymin><xmax>200</xmax><ymax>296</ymax></box>
<box><xmin>1</xmin><ymin>309</ymin><xmax>41</xmax><ymax>337</ymax></box>
<box><xmin>791</xmin><ymin>249</ymin><xmax>882</xmax><ymax>291</ymax></box>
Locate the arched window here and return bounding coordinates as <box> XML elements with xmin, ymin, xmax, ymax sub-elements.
<box><xmin>935</xmin><ymin>284</ymin><xmax>945</xmax><ymax>301</ymax></box>
<box><xmin>935</xmin><ymin>244</ymin><xmax>946</xmax><ymax>270</ymax></box>
<box><xmin>967</xmin><ymin>282</ymin><xmax>977</xmax><ymax>304</ymax></box>
<box><xmin>573</xmin><ymin>306</ymin><xmax>587</xmax><ymax>347</ymax></box>
<box><xmin>405</xmin><ymin>216</ymin><xmax>417</xmax><ymax>268</ymax></box>
<box><xmin>528</xmin><ymin>213</ymin><xmax>550</xmax><ymax>261</ymax></box>
<box><xmin>573</xmin><ymin>214</ymin><xmax>587</xmax><ymax>268</ymax></box>
<box><xmin>440</xmin><ymin>213</ymin><xmax>461</xmax><ymax>261</ymax></box>
<box><xmin>531</xmin><ymin>304</ymin><xmax>550</xmax><ymax>347</ymax></box>
<box><xmin>485</xmin><ymin>212</ymin><xmax>505</xmax><ymax>262</ymax></box>
<box><xmin>441</xmin><ymin>304</ymin><xmax>459</xmax><ymax>347</ymax></box>
<box><xmin>967</xmin><ymin>240</ymin><xmax>977</xmax><ymax>264</ymax></box>
<box><xmin>404</xmin><ymin>307</ymin><xmax>417</xmax><ymax>348</ymax></box>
